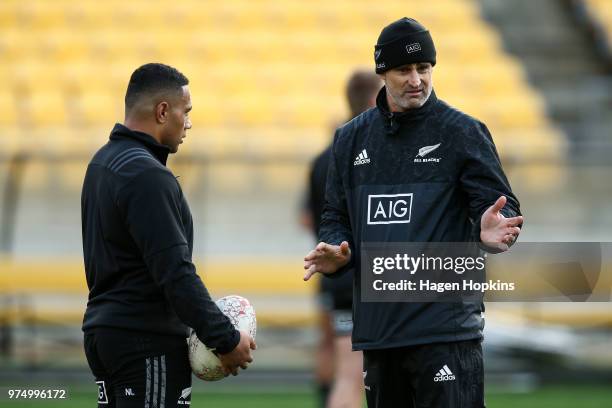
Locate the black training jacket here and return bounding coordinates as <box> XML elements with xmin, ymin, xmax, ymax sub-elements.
<box><xmin>320</xmin><ymin>87</ymin><xmax>521</xmax><ymax>350</ymax></box>
<box><xmin>81</xmin><ymin>124</ymin><xmax>239</xmax><ymax>354</ymax></box>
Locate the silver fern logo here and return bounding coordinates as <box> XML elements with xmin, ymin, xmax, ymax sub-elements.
<box><xmin>415</xmin><ymin>143</ymin><xmax>441</xmax><ymax>163</ymax></box>
<box><xmin>178</xmin><ymin>387</ymin><xmax>192</xmax><ymax>405</ymax></box>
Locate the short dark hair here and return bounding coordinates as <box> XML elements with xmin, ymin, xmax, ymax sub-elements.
<box><xmin>346</xmin><ymin>70</ymin><xmax>382</xmax><ymax>118</ymax></box>
<box><xmin>125</xmin><ymin>63</ymin><xmax>189</xmax><ymax>112</ymax></box>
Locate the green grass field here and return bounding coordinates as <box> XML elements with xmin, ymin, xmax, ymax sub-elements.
<box><xmin>2</xmin><ymin>386</ymin><xmax>611</xmax><ymax>408</ymax></box>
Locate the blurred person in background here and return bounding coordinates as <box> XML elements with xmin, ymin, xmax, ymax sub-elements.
<box><xmin>81</xmin><ymin>63</ymin><xmax>255</xmax><ymax>408</ymax></box>
<box><xmin>303</xmin><ymin>18</ymin><xmax>523</xmax><ymax>408</ymax></box>
<box><xmin>301</xmin><ymin>70</ymin><xmax>382</xmax><ymax>408</ymax></box>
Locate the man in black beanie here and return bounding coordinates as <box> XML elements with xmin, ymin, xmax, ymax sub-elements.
<box><xmin>374</xmin><ymin>17</ymin><xmax>437</xmax><ymax>110</ymax></box>
<box><xmin>304</xmin><ymin>17</ymin><xmax>523</xmax><ymax>408</ymax></box>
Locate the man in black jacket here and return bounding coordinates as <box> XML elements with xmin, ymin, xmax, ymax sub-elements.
<box><xmin>81</xmin><ymin>63</ymin><xmax>255</xmax><ymax>408</ymax></box>
<box><xmin>303</xmin><ymin>18</ymin><xmax>523</xmax><ymax>408</ymax></box>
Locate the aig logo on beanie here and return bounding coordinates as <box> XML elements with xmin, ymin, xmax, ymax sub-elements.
<box><xmin>406</xmin><ymin>43</ymin><xmax>421</xmax><ymax>54</ymax></box>
<box><xmin>374</xmin><ymin>17</ymin><xmax>436</xmax><ymax>74</ymax></box>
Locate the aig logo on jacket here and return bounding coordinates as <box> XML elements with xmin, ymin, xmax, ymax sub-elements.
<box><xmin>367</xmin><ymin>194</ymin><xmax>413</xmax><ymax>225</ymax></box>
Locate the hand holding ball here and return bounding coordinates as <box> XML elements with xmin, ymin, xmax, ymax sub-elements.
<box><xmin>188</xmin><ymin>295</ymin><xmax>257</xmax><ymax>381</ymax></box>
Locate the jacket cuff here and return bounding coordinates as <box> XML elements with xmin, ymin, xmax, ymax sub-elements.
<box><xmin>215</xmin><ymin>329</ymin><xmax>241</xmax><ymax>355</ymax></box>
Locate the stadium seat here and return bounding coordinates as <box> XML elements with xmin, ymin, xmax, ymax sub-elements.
<box><xmin>62</xmin><ymin>2</ymin><xmax>114</xmax><ymax>28</ymax></box>
<box><xmin>25</xmin><ymin>90</ymin><xmax>68</xmax><ymax>127</ymax></box>
<box><xmin>0</xmin><ymin>29</ymin><xmax>33</xmax><ymax>61</ymax></box>
<box><xmin>0</xmin><ymin>127</ymin><xmax>21</xmax><ymax>155</ymax></box>
<box><xmin>17</xmin><ymin>156</ymin><xmax>51</xmax><ymax>190</ymax></box>
<box><xmin>0</xmin><ymin>0</ymin><xmax>565</xmax><ymax>186</ymax></box>
<box><xmin>0</xmin><ymin>89</ymin><xmax>17</xmax><ymax>126</ymax></box>
<box><xmin>0</xmin><ymin>3</ymin><xmax>17</xmax><ymax>28</ymax></box>
<box><xmin>57</xmin><ymin>160</ymin><xmax>89</xmax><ymax>191</ymax></box>
<box><xmin>15</xmin><ymin>2</ymin><xmax>66</xmax><ymax>29</ymax></box>
<box><xmin>10</xmin><ymin>60</ymin><xmax>63</xmax><ymax>94</ymax></box>
<box><xmin>38</xmin><ymin>31</ymin><xmax>89</xmax><ymax>62</ymax></box>
<box><xmin>206</xmin><ymin>162</ymin><xmax>258</xmax><ymax>193</ymax></box>
<box><xmin>188</xmin><ymin>92</ymin><xmax>226</xmax><ymax>128</ymax></box>
<box><xmin>75</xmin><ymin>91</ymin><xmax>122</xmax><ymax>126</ymax></box>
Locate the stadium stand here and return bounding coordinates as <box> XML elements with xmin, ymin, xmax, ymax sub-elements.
<box><xmin>0</xmin><ymin>260</ymin><xmax>316</xmax><ymax>328</ymax></box>
<box><xmin>0</xmin><ymin>0</ymin><xmax>573</xmax><ymax>346</ymax></box>
<box><xmin>3</xmin><ymin>259</ymin><xmax>611</xmax><ymax>332</ymax></box>
<box><xmin>0</xmin><ymin>0</ymin><xmax>565</xmax><ymax>164</ymax></box>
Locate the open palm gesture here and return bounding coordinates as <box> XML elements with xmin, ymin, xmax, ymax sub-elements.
<box><xmin>480</xmin><ymin>196</ymin><xmax>523</xmax><ymax>252</ymax></box>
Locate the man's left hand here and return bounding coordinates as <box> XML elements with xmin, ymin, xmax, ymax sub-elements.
<box><xmin>480</xmin><ymin>196</ymin><xmax>523</xmax><ymax>252</ymax></box>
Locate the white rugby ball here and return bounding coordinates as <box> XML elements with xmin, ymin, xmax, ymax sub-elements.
<box><xmin>188</xmin><ymin>295</ymin><xmax>257</xmax><ymax>381</ymax></box>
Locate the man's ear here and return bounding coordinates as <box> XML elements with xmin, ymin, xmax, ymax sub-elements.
<box><xmin>378</xmin><ymin>73</ymin><xmax>386</xmax><ymax>84</ymax></box>
<box><xmin>155</xmin><ymin>101</ymin><xmax>169</xmax><ymax>124</ymax></box>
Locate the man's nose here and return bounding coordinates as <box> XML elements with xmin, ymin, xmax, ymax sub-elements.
<box><xmin>407</xmin><ymin>70</ymin><xmax>421</xmax><ymax>87</ymax></box>
<box><xmin>185</xmin><ymin>118</ymin><xmax>192</xmax><ymax>130</ymax></box>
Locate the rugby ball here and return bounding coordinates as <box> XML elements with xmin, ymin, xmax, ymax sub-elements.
<box><xmin>188</xmin><ymin>295</ymin><xmax>257</xmax><ymax>381</ymax></box>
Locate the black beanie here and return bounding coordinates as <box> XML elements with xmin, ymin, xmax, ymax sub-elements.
<box><xmin>374</xmin><ymin>17</ymin><xmax>436</xmax><ymax>74</ymax></box>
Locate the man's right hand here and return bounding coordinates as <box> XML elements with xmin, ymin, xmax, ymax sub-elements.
<box><xmin>303</xmin><ymin>241</ymin><xmax>351</xmax><ymax>281</ymax></box>
<box><xmin>218</xmin><ymin>330</ymin><xmax>256</xmax><ymax>376</ymax></box>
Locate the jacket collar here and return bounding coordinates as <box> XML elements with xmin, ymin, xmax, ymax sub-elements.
<box><xmin>376</xmin><ymin>86</ymin><xmax>438</xmax><ymax>136</ymax></box>
<box><xmin>109</xmin><ymin>123</ymin><xmax>170</xmax><ymax>165</ymax></box>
